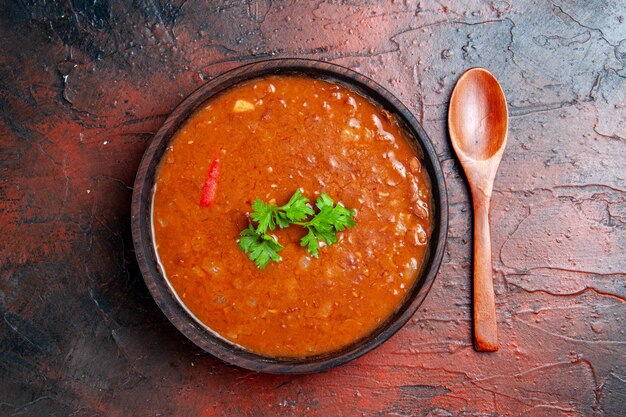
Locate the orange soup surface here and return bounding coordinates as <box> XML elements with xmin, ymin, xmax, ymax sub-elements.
<box><xmin>152</xmin><ymin>75</ymin><xmax>432</xmax><ymax>358</ymax></box>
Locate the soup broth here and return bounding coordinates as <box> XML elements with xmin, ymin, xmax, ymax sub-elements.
<box><xmin>152</xmin><ymin>75</ymin><xmax>432</xmax><ymax>358</ymax></box>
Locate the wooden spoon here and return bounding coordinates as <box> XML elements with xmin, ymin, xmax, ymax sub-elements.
<box><xmin>448</xmin><ymin>68</ymin><xmax>508</xmax><ymax>352</ymax></box>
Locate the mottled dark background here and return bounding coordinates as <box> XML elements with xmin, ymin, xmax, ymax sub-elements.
<box><xmin>1</xmin><ymin>0</ymin><xmax>625</xmax><ymax>416</ymax></box>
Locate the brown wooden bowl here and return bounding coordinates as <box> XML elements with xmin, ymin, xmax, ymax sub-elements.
<box><xmin>131</xmin><ymin>58</ymin><xmax>448</xmax><ymax>374</ymax></box>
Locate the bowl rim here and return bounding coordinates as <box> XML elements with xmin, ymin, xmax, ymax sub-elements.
<box><xmin>131</xmin><ymin>58</ymin><xmax>448</xmax><ymax>374</ymax></box>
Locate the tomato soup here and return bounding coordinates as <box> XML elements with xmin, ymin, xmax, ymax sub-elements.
<box><xmin>152</xmin><ymin>75</ymin><xmax>432</xmax><ymax>358</ymax></box>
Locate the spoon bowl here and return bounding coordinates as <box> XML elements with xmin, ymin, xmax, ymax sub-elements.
<box><xmin>448</xmin><ymin>67</ymin><xmax>508</xmax><ymax>352</ymax></box>
<box><xmin>449</xmin><ymin>69</ymin><xmax>508</xmax><ymax>162</ymax></box>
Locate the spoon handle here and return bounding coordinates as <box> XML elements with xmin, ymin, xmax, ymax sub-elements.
<box><xmin>472</xmin><ymin>193</ymin><xmax>498</xmax><ymax>351</ymax></box>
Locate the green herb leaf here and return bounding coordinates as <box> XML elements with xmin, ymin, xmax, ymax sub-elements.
<box><xmin>330</xmin><ymin>204</ymin><xmax>356</xmax><ymax>231</ymax></box>
<box><xmin>250</xmin><ymin>199</ymin><xmax>278</xmax><ymax>234</ymax></box>
<box><xmin>274</xmin><ymin>211</ymin><xmax>291</xmax><ymax>229</ymax></box>
<box><xmin>315</xmin><ymin>193</ymin><xmax>335</xmax><ymax>210</ymax></box>
<box><xmin>298</xmin><ymin>193</ymin><xmax>356</xmax><ymax>256</ymax></box>
<box><xmin>240</xmin><ymin>189</ymin><xmax>356</xmax><ymax>268</ymax></box>
<box><xmin>280</xmin><ymin>189</ymin><xmax>314</xmax><ymax>222</ymax></box>
<box><xmin>249</xmin><ymin>234</ymin><xmax>283</xmax><ymax>269</ymax></box>
<box><xmin>238</xmin><ymin>224</ymin><xmax>260</xmax><ymax>252</ymax></box>
<box><xmin>300</xmin><ymin>228</ymin><xmax>320</xmax><ymax>258</ymax></box>
<box><xmin>238</xmin><ymin>225</ymin><xmax>283</xmax><ymax>269</ymax></box>
<box><xmin>250</xmin><ymin>190</ymin><xmax>314</xmax><ymax>234</ymax></box>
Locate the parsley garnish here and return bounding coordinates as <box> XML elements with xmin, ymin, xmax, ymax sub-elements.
<box><xmin>250</xmin><ymin>189</ymin><xmax>314</xmax><ymax>233</ymax></box>
<box><xmin>237</xmin><ymin>224</ymin><xmax>284</xmax><ymax>269</ymax></box>
<box><xmin>296</xmin><ymin>194</ymin><xmax>356</xmax><ymax>258</ymax></box>
<box><xmin>238</xmin><ymin>190</ymin><xmax>356</xmax><ymax>268</ymax></box>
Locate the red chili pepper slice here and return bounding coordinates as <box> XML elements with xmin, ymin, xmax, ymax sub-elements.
<box><xmin>199</xmin><ymin>157</ymin><xmax>221</xmax><ymax>207</ymax></box>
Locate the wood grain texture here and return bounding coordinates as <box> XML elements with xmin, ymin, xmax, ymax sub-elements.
<box><xmin>449</xmin><ymin>67</ymin><xmax>509</xmax><ymax>352</ymax></box>
<box><xmin>1</xmin><ymin>0</ymin><xmax>624</xmax><ymax>415</ymax></box>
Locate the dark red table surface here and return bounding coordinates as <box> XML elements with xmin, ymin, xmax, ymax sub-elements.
<box><xmin>1</xmin><ymin>1</ymin><xmax>625</xmax><ymax>416</ymax></box>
